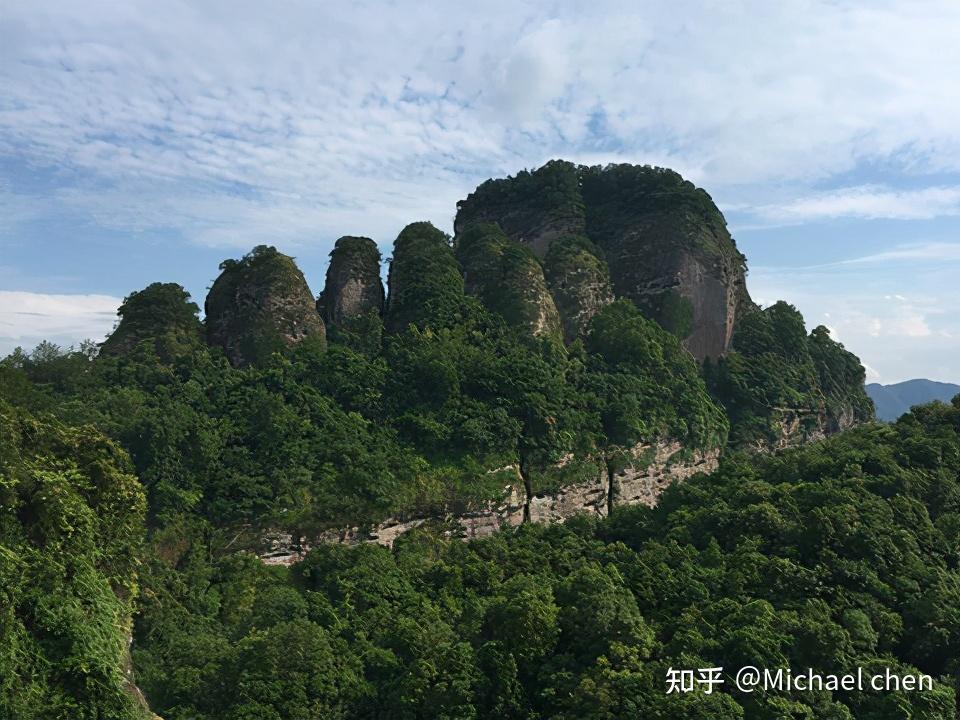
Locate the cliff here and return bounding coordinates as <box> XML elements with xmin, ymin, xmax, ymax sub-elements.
<box><xmin>543</xmin><ymin>235</ymin><xmax>615</xmax><ymax>341</ymax></box>
<box><xmin>707</xmin><ymin>302</ymin><xmax>874</xmax><ymax>450</ymax></box>
<box><xmin>384</xmin><ymin>222</ymin><xmax>465</xmax><ymax>332</ymax></box>
<box><xmin>100</xmin><ymin>282</ymin><xmax>202</xmax><ymax>360</ymax></box>
<box><xmin>455</xmin><ymin>161</ymin><xmax>753</xmax><ymax>360</ymax></box>
<box><xmin>317</xmin><ymin>236</ymin><xmax>384</xmax><ymax>327</ymax></box>
<box><xmin>455</xmin><ymin>223</ymin><xmax>562</xmax><ymax>338</ymax></box>
<box><xmin>205</xmin><ymin>245</ymin><xmax>326</xmax><ymax>367</ymax></box>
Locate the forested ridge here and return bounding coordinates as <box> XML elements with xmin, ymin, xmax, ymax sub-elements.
<box><xmin>1</xmin><ymin>161</ymin><xmax>927</xmax><ymax>719</ymax></box>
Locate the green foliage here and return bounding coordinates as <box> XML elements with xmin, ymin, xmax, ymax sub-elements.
<box><xmin>542</xmin><ymin>234</ymin><xmax>614</xmax><ymax>341</ymax></box>
<box><xmin>709</xmin><ymin>302</ymin><xmax>874</xmax><ymax>448</ymax></box>
<box><xmin>455</xmin><ymin>223</ymin><xmax>562</xmax><ymax>338</ymax></box>
<box><xmin>206</xmin><ymin>245</ymin><xmax>326</xmax><ymax>367</ymax></box>
<box><xmin>128</xmin><ymin>397</ymin><xmax>960</xmax><ymax>718</ymax></box>
<box><xmin>100</xmin><ymin>282</ymin><xmax>203</xmax><ymax>360</ymax></box>
<box><xmin>385</xmin><ymin>222</ymin><xmax>468</xmax><ymax>333</ymax></box>
<box><xmin>0</xmin><ymin>400</ymin><xmax>147</xmax><ymax>719</ymax></box>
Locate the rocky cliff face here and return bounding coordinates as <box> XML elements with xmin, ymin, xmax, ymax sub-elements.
<box><xmin>581</xmin><ymin>164</ymin><xmax>752</xmax><ymax>361</ymax></box>
<box><xmin>317</xmin><ymin>236</ymin><xmax>384</xmax><ymax>327</ymax></box>
<box><xmin>205</xmin><ymin>245</ymin><xmax>325</xmax><ymax>367</ymax></box>
<box><xmin>455</xmin><ymin>223</ymin><xmax>562</xmax><ymax>338</ymax></box>
<box><xmin>385</xmin><ymin>222</ymin><xmax>465</xmax><ymax>332</ymax></box>
<box><xmin>542</xmin><ymin>236</ymin><xmax>615</xmax><ymax>341</ymax></box>
<box><xmin>100</xmin><ymin>282</ymin><xmax>203</xmax><ymax>360</ymax></box>
<box><xmin>260</xmin><ymin>438</ymin><xmax>719</xmax><ymax>562</ymax></box>
<box><xmin>454</xmin><ymin>161</ymin><xmax>753</xmax><ymax>360</ymax></box>
<box><xmin>455</xmin><ymin>160</ymin><xmax>585</xmax><ymax>258</ymax></box>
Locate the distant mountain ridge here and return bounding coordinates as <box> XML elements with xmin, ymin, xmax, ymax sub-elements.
<box><xmin>866</xmin><ymin>379</ymin><xmax>960</xmax><ymax>421</ymax></box>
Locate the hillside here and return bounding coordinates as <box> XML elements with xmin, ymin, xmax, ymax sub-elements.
<box><xmin>867</xmin><ymin>378</ymin><xmax>960</xmax><ymax>421</ymax></box>
<box><xmin>0</xmin><ymin>160</ymin><xmax>888</xmax><ymax>718</ymax></box>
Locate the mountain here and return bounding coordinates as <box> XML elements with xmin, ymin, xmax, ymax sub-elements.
<box><xmin>866</xmin><ymin>378</ymin><xmax>960</xmax><ymax>421</ymax></box>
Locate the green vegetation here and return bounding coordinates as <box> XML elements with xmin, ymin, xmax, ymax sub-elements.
<box><xmin>0</xmin><ymin>161</ymin><xmax>897</xmax><ymax>717</ymax></box>
<box><xmin>206</xmin><ymin>245</ymin><xmax>326</xmax><ymax>367</ymax></box>
<box><xmin>385</xmin><ymin>222</ymin><xmax>468</xmax><ymax>333</ymax></box>
<box><xmin>455</xmin><ymin>223</ymin><xmax>562</xmax><ymax>338</ymax></box>
<box><xmin>126</xmin><ymin>400</ymin><xmax>960</xmax><ymax>718</ymax></box>
<box><xmin>707</xmin><ymin>302</ymin><xmax>874</xmax><ymax>449</ymax></box>
<box><xmin>0</xmin><ymin>400</ymin><xmax>147</xmax><ymax>719</ymax></box>
<box><xmin>100</xmin><ymin>282</ymin><xmax>203</xmax><ymax>360</ymax></box>
<box><xmin>542</xmin><ymin>235</ymin><xmax>615</xmax><ymax>341</ymax></box>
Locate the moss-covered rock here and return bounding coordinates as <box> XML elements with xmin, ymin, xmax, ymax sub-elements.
<box><xmin>385</xmin><ymin>222</ymin><xmax>466</xmax><ymax>333</ymax></box>
<box><xmin>456</xmin><ymin>161</ymin><xmax>754</xmax><ymax>360</ymax></box>
<box><xmin>543</xmin><ymin>235</ymin><xmax>615</xmax><ymax>341</ymax></box>
<box><xmin>455</xmin><ymin>160</ymin><xmax>585</xmax><ymax>258</ymax></box>
<box><xmin>455</xmin><ymin>223</ymin><xmax>562</xmax><ymax>338</ymax></box>
<box><xmin>205</xmin><ymin>245</ymin><xmax>325</xmax><ymax>367</ymax></box>
<box><xmin>317</xmin><ymin>236</ymin><xmax>384</xmax><ymax>327</ymax></box>
<box><xmin>100</xmin><ymin>282</ymin><xmax>203</xmax><ymax>360</ymax></box>
<box><xmin>580</xmin><ymin>163</ymin><xmax>753</xmax><ymax>359</ymax></box>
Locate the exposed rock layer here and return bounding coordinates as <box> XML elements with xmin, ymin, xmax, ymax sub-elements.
<box><xmin>455</xmin><ymin>160</ymin><xmax>754</xmax><ymax>359</ymax></box>
<box><xmin>205</xmin><ymin>245</ymin><xmax>325</xmax><ymax>367</ymax></box>
<box><xmin>455</xmin><ymin>223</ymin><xmax>562</xmax><ymax>338</ymax></box>
<box><xmin>318</xmin><ymin>236</ymin><xmax>384</xmax><ymax>326</ymax></box>
<box><xmin>260</xmin><ymin>440</ymin><xmax>719</xmax><ymax>564</ymax></box>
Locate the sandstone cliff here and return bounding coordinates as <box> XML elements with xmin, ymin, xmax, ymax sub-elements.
<box><xmin>542</xmin><ymin>235</ymin><xmax>615</xmax><ymax>341</ymax></box>
<box><xmin>317</xmin><ymin>236</ymin><xmax>384</xmax><ymax>327</ymax></box>
<box><xmin>205</xmin><ymin>245</ymin><xmax>325</xmax><ymax>367</ymax></box>
<box><xmin>454</xmin><ymin>161</ymin><xmax>754</xmax><ymax>360</ymax></box>
<box><xmin>100</xmin><ymin>282</ymin><xmax>202</xmax><ymax>360</ymax></box>
<box><xmin>455</xmin><ymin>223</ymin><xmax>562</xmax><ymax>338</ymax></box>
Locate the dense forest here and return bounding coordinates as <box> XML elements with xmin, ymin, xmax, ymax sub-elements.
<box><xmin>6</xmin><ymin>161</ymin><xmax>944</xmax><ymax>719</ymax></box>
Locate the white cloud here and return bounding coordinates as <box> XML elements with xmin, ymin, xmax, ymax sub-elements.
<box><xmin>0</xmin><ymin>291</ymin><xmax>120</xmax><ymax>356</ymax></box>
<box><xmin>2</xmin><ymin>1</ymin><xmax>960</xmax><ymax>248</ymax></box>
<box><xmin>749</xmin><ymin>186</ymin><xmax>960</xmax><ymax>224</ymax></box>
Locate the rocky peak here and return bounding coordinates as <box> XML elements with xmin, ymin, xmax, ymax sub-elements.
<box><xmin>205</xmin><ymin>245</ymin><xmax>325</xmax><ymax>367</ymax></box>
<box><xmin>385</xmin><ymin>222</ymin><xmax>465</xmax><ymax>333</ymax></box>
<box><xmin>100</xmin><ymin>282</ymin><xmax>202</xmax><ymax>360</ymax></box>
<box><xmin>454</xmin><ymin>223</ymin><xmax>562</xmax><ymax>338</ymax></box>
<box><xmin>455</xmin><ymin>159</ymin><xmax>585</xmax><ymax>258</ymax></box>
<box><xmin>455</xmin><ymin>160</ymin><xmax>754</xmax><ymax>360</ymax></box>
<box><xmin>318</xmin><ymin>236</ymin><xmax>384</xmax><ymax>327</ymax></box>
<box><xmin>542</xmin><ymin>235</ymin><xmax>615</xmax><ymax>341</ymax></box>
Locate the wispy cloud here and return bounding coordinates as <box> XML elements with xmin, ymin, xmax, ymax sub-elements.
<box><xmin>0</xmin><ymin>291</ymin><xmax>120</xmax><ymax>355</ymax></box>
<box><xmin>748</xmin><ymin>186</ymin><xmax>960</xmax><ymax>224</ymax></box>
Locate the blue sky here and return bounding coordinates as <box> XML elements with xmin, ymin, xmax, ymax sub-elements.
<box><xmin>2</xmin><ymin>0</ymin><xmax>960</xmax><ymax>383</ymax></box>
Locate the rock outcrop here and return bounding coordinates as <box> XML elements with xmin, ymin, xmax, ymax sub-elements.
<box><xmin>205</xmin><ymin>245</ymin><xmax>325</xmax><ymax>367</ymax></box>
<box><xmin>454</xmin><ymin>161</ymin><xmax>754</xmax><ymax>360</ymax></box>
<box><xmin>317</xmin><ymin>236</ymin><xmax>385</xmax><ymax>327</ymax></box>
<box><xmin>455</xmin><ymin>223</ymin><xmax>562</xmax><ymax>338</ymax></box>
<box><xmin>260</xmin><ymin>439</ymin><xmax>719</xmax><ymax>563</ymax></box>
<box><xmin>385</xmin><ymin>222</ymin><xmax>465</xmax><ymax>332</ymax></box>
<box><xmin>542</xmin><ymin>235</ymin><xmax>615</xmax><ymax>341</ymax></box>
<box><xmin>455</xmin><ymin>160</ymin><xmax>585</xmax><ymax>258</ymax></box>
<box><xmin>100</xmin><ymin>282</ymin><xmax>203</xmax><ymax>360</ymax></box>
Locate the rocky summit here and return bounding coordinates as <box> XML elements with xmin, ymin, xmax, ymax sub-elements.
<box><xmin>456</xmin><ymin>160</ymin><xmax>753</xmax><ymax>360</ymax></box>
<box><xmin>317</xmin><ymin>236</ymin><xmax>385</xmax><ymax>327</ymax></box>
<box><xmin>205</xmin><ymin>245</ymin><xmax>326</xmax><ymax>367</ymax></box>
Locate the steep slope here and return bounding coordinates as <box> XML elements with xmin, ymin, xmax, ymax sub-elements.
<box><xmin>317</xmin><ymin>236</ymin><xmax>385</xmax><ymax>327</ymax></box>
<box><xmin>542</xmin><ymin>235</ymin><xmax>615</xmax><ymax>341</ymax></box>
<box><xmin>384</xmin><ymin>222</ymin><xmax>466</xmax><ymax>332</ymax></box>
<box><xmin>707</xmin><ymin>302</ymin><xmax>874</xmax><ymax>449</ymax></box>
<box><xmin>867</xmin><ymin>378</ymin><xmax>960</xmax><ymax>421</ymax></box>
<box><xmin>580</xmin><ymin>164</ymin><xmax>753</xmax><ymax>360</ymax></box>
<box><xmin>454</xmin><ymin>161</ymin><xmax>753</xmax><ymax>360</ymax></box>
<box><xmin>205</xmin><ymin>245</ymin><xmax>326</xmax><ymax>367</ymax></box>
<box><xmin>0</xmin><ymin>400</ymin><xmax>150</xmax><ymax>719</ymax></box>
<box><xmin>100</xmin><ymin>282</ymin><xmax>202</xmax><ymax>360</ymax></box>
<box><xmin>454</xmin><ymin>159</ymin><xmax>585</xmax><ymax>257</ymax></box>
<box><xmin>455</xmin><ymin>223</ymin><xmax>562</xmax><ymax>338</ymax></box>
